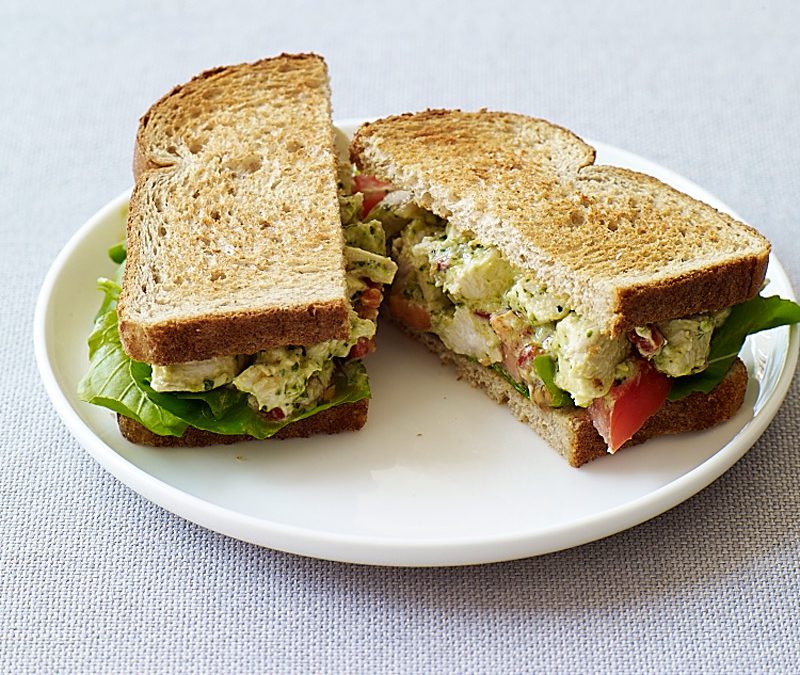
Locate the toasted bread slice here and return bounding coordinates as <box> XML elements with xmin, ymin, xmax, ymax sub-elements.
<box><xmin>116</xmin><ymin>398</ymin><xmax>369</xmax><ymax>447</ymax></box>
<box><xmin>351</xmin><ymin>110</ymin><xmax>770</xmax><ymax>336</ymax></box>
<box><xmin>119</xmin><ymin>54</ymin><xmax>349</xmax><ymax>365</ymax></box>
<box><xmin>395</xmin><ymin>323</ymin><xmax>747</xmax><ymax>467</ymax></box>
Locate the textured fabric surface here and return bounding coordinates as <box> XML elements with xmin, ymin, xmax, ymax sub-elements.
<box><xmin>3</xmin><ymin>1</ymin><xmax>800</xmax><ymax>672</ymax></box>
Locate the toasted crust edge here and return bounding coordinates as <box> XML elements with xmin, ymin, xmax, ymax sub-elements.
<box><xmin>587</xmin><ymin>166</ymin><xmax>771</xmax><ymax>334</ymax></box>
<box><xmin>394</xmin><ymin>321</ymin><xmax>748</xmax><ymax>467</ymax></box>
<box><xmin>133</xmin><ymin>53</ymin><xmax>327</xmax><ymax>179</ymax></box>
<box><xmin>118</xmin><ymin>299</ymin><xmax>350</xmax><ymax>365</ymax></box>
<box><xmin>610</xmin><ymin>252</ymin><xmax>770</xmax><ymax>335</ymax></box>
<box><xmin>349</xmin><ymin>108</ymin><xmax>596</xmax><ymax>171</ymax></box>
<box><xmin>116</xmin><ymin>398</ymin><xmax>370</xmax><ymax>447</ymax></box>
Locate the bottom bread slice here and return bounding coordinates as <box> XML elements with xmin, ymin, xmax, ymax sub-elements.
<box><xmin>402</xmin><ymin>326</ymin><xmax>748</xmax><ymax>467</ymax></box>
<box><xmin>117</xmin><ymin>398</ymin><xmax>369</xmax><ymax>447</ymax></box>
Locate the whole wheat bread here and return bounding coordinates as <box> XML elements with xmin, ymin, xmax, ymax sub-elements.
<box><xmin>351</xmin><ymin>110</ymin><xmax>770</xmax><ymax>336</ymax></box>
<box><xmin>119</xmin><ymin>54</ymin><xmax>349</xmax><ymax>365</ymax></box>
<box><xmin>117</xmin><ymin>399</ymin><xmax>369</xmax><ymax>447</ymax></box>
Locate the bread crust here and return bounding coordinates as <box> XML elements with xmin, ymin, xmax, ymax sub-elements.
<box><xmin>121</xmin><ymin>54</ymin><xmax>349</xmax><ymax>364</ymax></box>
<box><xmin>133</xmin><ymin>53</ymin><xmax>326</xmax><ymax>180</ymax></box>
<box><xmin>116</xmin><ymin>398</ymin><xmax>369</xmax><ymax>447</ymax></box>
<box><xmin>118</xmin><ymin>299</ymin><xmax>349</xmax><ymax>365</ymax></box>
<box><xmin>350</xmin><ymin>108</ymin><xmax>597</xmax><ymax>171</ymax></box>
<box><xmin>352</xmin><ymin>110</ymin><xmax>770</xmax><ymax>335</ymax></box>
<box><xmin>394</xmin><ymin>321</ymin><xmax>748</xmax><ymax>467</ymax></box>
<box><xmin>581</xmin><ymin>166</ymin><xmax>771</xmax><ymax>333</ymax></box>
<box><xmin>610</xmin><ymin>252</ymin><xmax>770</xmax><ymax>335</ymax></box>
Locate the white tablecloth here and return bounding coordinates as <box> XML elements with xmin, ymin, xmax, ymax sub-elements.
<box><xmin>4</xmin><ymin>1</ymin><xmax>799</xmax><ymax>672</ymax></box>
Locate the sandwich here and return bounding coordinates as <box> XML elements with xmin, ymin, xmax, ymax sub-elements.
<box><xmin>78</xmin><ymin>54</ymin><xmax>397</xmax><ymax>445</ymax></box>
<box><xmin>350</xmin><ymin>109</ymin><xmax>800</xmax><ymax>466</ymax></box>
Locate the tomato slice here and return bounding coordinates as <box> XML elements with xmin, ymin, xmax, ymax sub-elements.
<box><xmin>353</xmin><ymin>175</ymin><xmax>392</xmax><ymax>217</ymax></box>
<box><xmin>588</xmin><ymin>359</ymin><xmax>671</xmax><ymax>453</ymax></box>
<box><xmin>388</xmin><ymin>292</ymin><xmax>431</xmax><ymax>331</ymax></box>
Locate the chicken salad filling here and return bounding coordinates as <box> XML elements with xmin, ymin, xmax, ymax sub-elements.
<box><xmin>371</xmin><ymin>190</ymin><xmax>731</xmax><ymax>408</ymax></box>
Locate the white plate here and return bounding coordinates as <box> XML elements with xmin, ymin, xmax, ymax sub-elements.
<box><xmin>34</xmin><ymin>120</ymin><xmax>799</xmax><ymax>566</ymax></box>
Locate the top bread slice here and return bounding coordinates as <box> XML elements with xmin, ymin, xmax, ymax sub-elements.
<box><xmin>351</xmin><ymin>110</ymin><xmax>770</xmax><ymax>335</ymax></box>
<box><xmin>119</xmin><ymin>54</ymin><xmax>349</xmax><ymax>365</ymax></box>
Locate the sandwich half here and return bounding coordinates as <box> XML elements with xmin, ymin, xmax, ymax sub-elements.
<box><xmin>78</xmin><ymin>54</ymin><xmax>397</xmax><ymax>445</ymax></box>
<box><xmin>350</xmin><ymin>109</ymin><xmax>800</xmax><ymax>466</ymax></box>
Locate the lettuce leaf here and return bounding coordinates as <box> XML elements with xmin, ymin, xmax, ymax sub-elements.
<box><xmin>668</xmin><ymin>294</ymin><xmax>800</xmax><ymax>401</ymax></box>
<box><xmin>130</xmin><ymin>358</ymin><xmax>370</xmax><ymax>438</ymax></box>
<box><xmin>78</xmin><ymin>248</ymin><xmax>371</xmax><ymax>438</ymax></box>
<box><xmin>94</xmin><ymin>274</ymin><xmax>122</xmax><ymax>320</ymax></box>
<box><xmin>108</xmin><ymin>241</ymin><xmax>127</xmax><ymax>264</ymax></box>
<box><xmin>78</xmin><ymin>309</ymin><xmax>190</xmax><ymax>436</ymax></box>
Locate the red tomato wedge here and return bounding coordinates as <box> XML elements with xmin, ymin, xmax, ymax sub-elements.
<box><xmin>388</xmin><ymin>293</ymin><xmax>431</xmax><ymax>331</ymax></box>
<box><xmin>353</xmin><ymin>175</ymin><xmax>392</xmax><ymax>217</ymax></box>
<box><xmin>588</xmin><ymin>359</ymin><xmax>671</xmax><ymax>453</ymax></box>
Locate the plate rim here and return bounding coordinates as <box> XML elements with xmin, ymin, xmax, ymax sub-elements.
<box><xmin>34</xmin><ymin>127</ymin><xmax>799</xmax><ymax>566</ymax></box>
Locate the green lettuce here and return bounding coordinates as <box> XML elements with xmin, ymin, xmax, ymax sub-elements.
<box><xmin>668</xmin><ymin>294</ymin><xmax>800</xmax><ymax>401</ymax></box>
<box><xmin>78</xmin><ymin>250</ymin><xmax>371</xmax><ymax>438</ymax></box>
<box><xmin>108</xmin><ymin>241</ymin><xmax>127</xmax><ymax>264</ymax></box>
<box><xmin>78</xmin><ymin>308</ymin><xmax>190</xmax><ymax>435</ymax></box>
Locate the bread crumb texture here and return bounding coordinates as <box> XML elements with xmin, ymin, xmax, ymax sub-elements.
<box><xmin>353</xmin><ymin>110</ymin><xmax>770</xmax><ymax>334</ymax></box>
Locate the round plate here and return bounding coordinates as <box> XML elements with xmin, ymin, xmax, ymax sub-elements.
<box><xmin>34</xmin><ymin>119</ymin><xmax>799</xmax><ymax>566</ymax></box>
